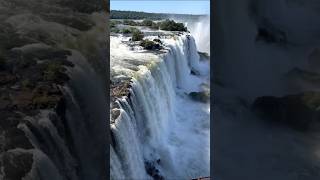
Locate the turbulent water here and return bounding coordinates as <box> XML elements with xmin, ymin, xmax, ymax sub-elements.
<box><xmin>110</xmin><ymin>30</ymin><xmax>210</xmax><ymax>179</ymax></box>
<box><xmin>184</xmin><ymin>16</ymin><xmax>210</xmax><ymax>55</ymax></box>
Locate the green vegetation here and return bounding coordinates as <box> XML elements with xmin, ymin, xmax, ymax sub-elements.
<box><xmin>131</xmin><ymin>29</ymin><xmax>144</xmax><ymax>41</ymax></box>
<box><xmin>141</xmin><ymin>20</ymin><xmax>153</xmax><ymax>26</ymax></box>
<box><xmin>120</xmin><ymin>27</ymin><xmax>139</xmax><ymax>34</ymax></box>
<box><xmin>111</xmin><ymin>27</ymin><xmax>120</xmax><ymax>33</ymax></box>
<box><xmin>123</xmin><ymin>20</ymin><xmax>138</xmax><ymax>26</ymax></box>
<box><xmin>302</xmin><ymin>92</ymin><xmax>320</xmax><ymax>109</ymax></box>
<box><xmin>140</xmin><ymin>40</ymin><xmax>158</xmax><ymax>50</ymax></box>
<box><xmin>111</xmin><ymin>19</ymin><xmax>187</xmax><ymax>32</ymax></box>
<box><xmin>151</xmin><ymin>22</ymin><xmax>160</xmax><ymax>29</ymax></box>
<box><xmin>21</xmin><ymin>79</ymin><xmax>32</xmax><ymax>89</ymax></box>
<box><xmin>111</xmin><ymin>10</ymin><xmax>204</xmax><ymax>21</ymax></box>
<box><xmin>122</xmin><ymin>28</ymin><xmax>132</xmax><ymax>34</ymax></box>
<box><xmin>43</xmin><ymin>62</ymin><xmax>67</xmax><ymax>82</ymax></box>
<box><xmin>159</xmin><ymin>19</ymin><xmax>187</xmax><ymax>31</ymax></box>
<box><xmin>110</xmin><ymin>20</ymin><xmax>121</xmax><ymax>28</ymax></box>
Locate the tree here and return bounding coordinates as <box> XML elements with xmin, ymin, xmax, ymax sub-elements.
<box><xmin>131</xmin><ymin>29</ymin><xmax>144</xmax><ymax>41</ymax></box>
<box><xmin>141</xmin><ymin>19</ymin><xmax>153</xmax><ymax>26</ymax></box>
<box><xmin>159</xmin><ymin>19</ymin><xmax>187</xmax><ymax>32</ymax></box>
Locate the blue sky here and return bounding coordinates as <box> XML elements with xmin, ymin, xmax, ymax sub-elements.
<box><xmin>110</xmin><ymin>0</ymin><xmax>210</xmax><ymax>15</ymax></box>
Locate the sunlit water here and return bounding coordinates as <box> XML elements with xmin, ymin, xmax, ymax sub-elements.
<box><xmin>110</xmin><ymin>27</ymin><xmax>210</xmax><ymax>179</ymax></box>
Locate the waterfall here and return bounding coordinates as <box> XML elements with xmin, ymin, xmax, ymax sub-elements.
<box><xmin>186</xmin><ymin>16</ymin><xmax>210</xmax><ymax>55</ymax></box>
<box><xmin>18</xmin><ymin>50</ymin><xmax>108</xmax><ymax>180</ymax></box>
<box><xmin>111</xmin><ymin>34</ymin><xmax>210</xmax><ymax>179</ymax></box>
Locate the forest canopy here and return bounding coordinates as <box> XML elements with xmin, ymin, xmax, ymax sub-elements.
<box><xmin>110</xmin><ymin>10</ymin><xmax>204</xmax><ymax>20</ymax></box>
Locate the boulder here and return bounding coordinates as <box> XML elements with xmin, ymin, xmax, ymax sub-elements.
<box><xmin>189</xmin><ymin>91</ymin><xmax>210</xmax><ymax>103</ymax></box>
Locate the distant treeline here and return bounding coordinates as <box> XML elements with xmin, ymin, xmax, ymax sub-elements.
<box><xmin>110</xmin><ymin>10</ymin><xmax>204</xmax><ymax>20</ymax></box>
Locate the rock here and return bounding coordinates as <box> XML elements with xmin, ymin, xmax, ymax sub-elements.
<box><xmin>32</xmin><ymin>94</ymin><xmax>62</xmax><ymax>109</ymax></box>
<box><xmin>0</xmin><ymin>73</ymin><xmax>16</xmax><ymax>85</ymax></box>
<box><xmin>111</xmin><ymin>81</ymin><xmax>130</xmax><ymax>99</ymax></box>
<box><xmin>111</xmin><ymin>109</ymin><xmax>121</xmax><ymax>121</ymax></box>
<box><xmin>0</xmin><ymin>99</ymin><xmax>11</xmax><ymax>110</ymax></box>
<box><xmin>144</xmin><ymin>161</ymin><xmax>164</xmax><ymax>180</ymax></box>
<box><xmin>11</xmin><ymin>91</ymin><xmax>34</xmax><ymax>109</ymax></box>
<box><xmin>58</xmin><ymin>0</ymin><xmax>104</xmax><ymax>13</ymax></box>
<box><xmin>3</xmin><ymin>128</ymin><xmax>34</xmax><ymax>150</ymax></box>
<box><xmin>153</xmin><ymin>39</ymin><xmax>162</xmax><ymax>44</ymax></box>
<box><xmin>257</xmin><ymin>22</ymin><xmax>287</xmax><ymax>44</ymax></box>
<box><xmin>41</xmin><ymin>14</ymin><xmax>95</xmax><ymax>31</ymax></box>
<box><xmin>11</xmin><ymin>44</ymin><xmax>72</xmax><ymax>63</ymax></box>
<box><xmin>189</xmin><ymin>91</ymin><xmax>210</xmax><ymax>103</ymax></box>
<box><xmin>198</xmin><ymin>51</ymin><xmax>209</xmax><ymax>61</ymax></box>
<box><xmin>1</xmin><ymin>150</ymin><xmax>34</xmax><ymax>180</ymax></box>
<box><xmin>252</xmin><ymin>92</ymin><xmax>320</xmax><ymax>131</ymax></box>
<box><xmin>191</xmin><ymin>68</ymin><xmax>200</xmax><ymax>76</ymax></box>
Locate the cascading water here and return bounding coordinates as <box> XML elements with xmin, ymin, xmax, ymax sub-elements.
<box><xmin>18</xmin><ymin>50</ymin><xmax>108</xmax><ymax>180</ymax></box>
<box><xmin>185</xmin><ymin>16</ymin><xmax>210</xmax><ymax>55</ymax></box>
<box><xmin>111</xmin><ymin>33</ymin><xmax>210</xmax><ymax>179</ymax></box>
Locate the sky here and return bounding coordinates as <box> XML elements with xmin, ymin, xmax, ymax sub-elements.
<box><xmin>110</xmin><ymin>0</ymin><xmax>210</xmax><ymax>15</ymax></box>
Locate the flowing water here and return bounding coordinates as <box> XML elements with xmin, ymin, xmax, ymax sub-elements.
<box><xmin>110</xmin><ymin>30</ymin><xmax>210</xmax><ymax>179</ymax></box>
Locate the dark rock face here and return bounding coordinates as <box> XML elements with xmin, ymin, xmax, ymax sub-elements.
<box><xmin>189</xmin><ymin>91</ymin><xmax>210</xmax><ymax>103</ymax></box>
<box><xmin>256</xmin><ymin>25</ymin><xmax>287</xmax><ymax>44</ymax></box>
<box><xmin>144</xmin><ymin>160</ymin><xmax>164</xmax><ymax>180</ymax></box>
<box><xmin>252</xmin><ymin>92</ymin><xmax>320</xmax><ymax>131</ymax></box>
<box><xmin>1</xmin><ymin>151</ymin><xmax>34</xmax><ymax>180</ymax></box>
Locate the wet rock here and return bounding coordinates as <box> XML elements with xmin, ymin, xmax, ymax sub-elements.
<box><xmin>58</xmin><ymin>0</ymin><xmax>104</xmax><ymax>13</ymax></box>
<box><xmin>1</xmin><ymin>150</ymin><xmax>34</xmax><ymax>180</ymax></box>
<box><xmin>111</xmin><ymin>109</ymin><xmax>121</xmax><ymax>121</ymax></box>
<box><xmin>41</xmin><ymin>61</ymin><xmax>70</xmax><ymax>83</ymax></box>
<box><xmin>153</xmin><ymin>39</ymin><xmax>162</xmax><ymax>44</ymax></box>
<box><xmin>3</xmin><ymin>128</ymin><xmax>34</xmax><ymax>150</ymax></box>
<box><xmin>110</xmin><ymin>131</ymin><xmax>117</xmax><ymax>148</ymax></box>
<box><xmin>191</xmin><ymin>68</ymin><xmax>200</xmax><ymax>76</ymax></box>
<box><xmin>11</xmin><ymin>91</ymin><xmax>34</xmax><ymax>109</ymax></box>
<box><xmin>189</xmin><ymin>91</ymin><xmax>210</xmax><ymax>103</ymax></box>
<box><xmin>111</xmin><ymin>81</ymin><xmax>130</xmax><ymax>100</ymax></box>
<box><xmin>32</xmin><ymin>94</ymin><xmax>62</xmax><ymax>109</ymax></box>
<box><xmin>41</xmin><ymin>14</ymin><xmax>95</xmax><ymax>31</ymax></box>
<box><xmin>252</xmin><ymin>92</ymin><xmax>320</xmax><ymax>131</ymax></box>
<box><xmin>144</xmin><ymin>161</ymin><xmax>164</xmax><ymax>180</ymax></box>
<box><xmin>11</xmin><ymin>44</ymin><xmax>72</xmax><ymax>62</ymax></box>
<box><xmin>198</xmin><ymin>51</ymin><xmax>209</xmax><ymax>61</ymax></box>
<box><xmin>255</xmin><ymin>18</ymin><xmax>287</xmax><ymax>44</ymax></box>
